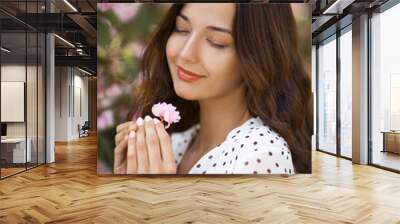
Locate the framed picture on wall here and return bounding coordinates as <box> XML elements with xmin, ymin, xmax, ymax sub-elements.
<box><xmin>97</xmin><ymin>3</ymin><xmax>313</xmax><ymax>175</ymax></box>
<box><xmin>1</xmin><ymin>81</ymin><xmax>25</xmax><ymax>122</ymax></box>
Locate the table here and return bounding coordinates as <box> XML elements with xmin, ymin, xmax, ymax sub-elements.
<box><xmin>381</xmin><ymin>131</ymin><xmax>400</xmax><ymax>154</ymax></box>
<box><xmin>1</xmin><ymin>138</ymin><xmax>32</xmax><ymax>163</ymax></box>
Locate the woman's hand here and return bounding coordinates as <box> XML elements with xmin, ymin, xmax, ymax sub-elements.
<box><xmin>115</xmin><ymin>121</ymin><xmax>137</xmax><ymax>147</ymax></box>
<box><xmin>113</xmin><ymin>121</ymin><xmax>138</xmax><ymax>174</ymax></box>
<box><xmin>114</xmin><ymin>116</ymin><xmax>177</xmax><ymax>174</ymax></box>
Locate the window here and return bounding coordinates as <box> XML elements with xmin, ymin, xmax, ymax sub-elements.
<box><xmin>0</xmin><ymin>1</ymin><xmax>46</xmax><ymax>179</ymax></box>
<box><xmin>317</xmin><ymin>35</ymin><xmax>337</xmax><ymax>154</ymax></box>
<box><xmin>370</xmin><ymin>2</ymin><xmax>400</xmax><ymax>171</ymax></box>
<box><xmin>339</xmin><ymin>27</ymin><xmax>352</xmax><ymax>158</ymax></box>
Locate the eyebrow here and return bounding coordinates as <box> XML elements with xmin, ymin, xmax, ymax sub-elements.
<box><xmin>177</xmin><ymin>13</ymin><xmax>232</xmax><ymax>35</ymax></box>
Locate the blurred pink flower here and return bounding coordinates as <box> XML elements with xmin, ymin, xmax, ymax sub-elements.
<box><xmin>129</xmin><ymin>42</ymin><xmax>145</xmax><ymax>58</ymax></box>
<box><xmin>110</xmin><ymin>27</ymin><xmax>118</xmax><ymax>37</ymax></box>
<box><xmin>105</xmin><ymin>84</ymin><xmax>123</xmax><ymax>99</ymax></box>
<box><xmin>151</xmin><ymin>102</ymin><xmax>181</xmax><ymax>129</ymax></box>
<box><xmin>97</xmin><ymin>76</ymin><xmax>105</xmax><ymax>99</ymax></box>
<box><xmin>97</xmin><ymin>3</ymin><xmax>114</xmax><ymax>12</ymax></box>
<box><xmin>99</xmin><ymin>98</ymin><xmax>111</xmax><ymax>108</ymax></box>
<box><xmin>98</xmin><ymin>110</ymin><xmax>114</xmax><ymax>130</ymax></box>
<box><xmin>98</xmin><ymin>3</ymin><xmax>142</xmax><ymax>23</ymax></box>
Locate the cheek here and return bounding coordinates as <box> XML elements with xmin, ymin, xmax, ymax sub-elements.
<box><xmin>166</xmin><ymin>36</ymin><xmax>185</xmax><ymax>79</ymax></box>
<box><xmin>166</xmin><ymin>34</ymin><xmax>182</xmax><ymax>63</ymax></box>
<box><xmin>166</xmin><ymin>37</ymin><xmax>177</xmax><ymax>65</ymax></box>
<box><xmin>203</xmin><ymin>49</ymin><xmax>241</xmax><ymax>88</ymax></box>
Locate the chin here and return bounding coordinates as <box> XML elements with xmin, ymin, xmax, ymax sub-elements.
<box><xmin>173</xmin><ymin>82</ymin><xmax>200</xmax><ymax>101</ymax></box>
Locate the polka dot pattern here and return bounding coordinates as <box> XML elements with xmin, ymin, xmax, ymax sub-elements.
<box><xmin>170</xmin><ymin>117</ymin><xmax>295</xmax><ymax>175</ymax></box>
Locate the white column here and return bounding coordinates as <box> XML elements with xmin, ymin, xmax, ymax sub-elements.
<box><xmin>46</xmin><ymin>1</ymin><xmax>55</xmax><ymax>163</ymax></box>
<box><xmin>352</xmin><ymin>14</ymin><xmax>369</xmax><ymax>164</ymax></box>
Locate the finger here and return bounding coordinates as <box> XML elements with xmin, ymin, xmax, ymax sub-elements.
<box><xmin>154</xmin><ymin>118</ymin><xmax>176</xmax><ymax>171</ymax></box>
<box><xmin>116</xmin><ymin>121</ymin><xmax>136</xmax><ymax>133</ymax></box>
<box><xmin>115</xmin><ymin>123</ymin><xmax>138</xmax><ymax>146</ymax></box>
<box><xmin>115</xmin><ymin>122</ymin><xmax>137</xmax><ymax>144</ymax></box>
<box><xmin>116</xmin><ymin>121</ymin><xmax>133</xmax><ymax>133</ymax></box>
<box><xmin>135</xmin><ymin>117</ymin><xmax>149</xmax><ymax>174</ymax></box>
<box><xmin>126</xmin><ymin>131</ymin><xmax>137</xmax><ymax>174</ymax></box>
<box><xmin>115</xmin><ymin>131</ymin><xmax>127</xmax><ymax>146</ymax></box>
<box><xmin>144</xmin><ymin>116</ymin><xmax>162</xmax><ymax>173</ymax></box>
<box><xmin>114</xmin><ymin>135</ymin><xmax>128</xmax><ymax>174</ymax></box>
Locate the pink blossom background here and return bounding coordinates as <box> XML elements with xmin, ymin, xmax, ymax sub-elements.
<box><xmin>97</xmin><ymin>3</ymin><xmax>171</xmax><ymax>173</ymax></box>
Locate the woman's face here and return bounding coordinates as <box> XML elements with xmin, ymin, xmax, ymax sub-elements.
<box><xmin>166</xmin><ymin>3</ymin><xmax>242</xmax><ymax>101</ymax></box>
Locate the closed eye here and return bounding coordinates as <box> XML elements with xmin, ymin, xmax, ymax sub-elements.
<box><xmin>173</xmin><ymin>27</ymin><xmax>189</xmax><ymax>34</ymax></box>
<box><xmin>207</xmin><ymin>40</ymin><xmax>227</xmax><ymax>49</ymax></box>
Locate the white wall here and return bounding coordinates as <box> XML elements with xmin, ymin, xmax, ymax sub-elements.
<box><xmin>1</xmin><ymin>65</ymin><xmax>39</xmax><ymax>138</ymax></box>
<box><xmin>1</xmin><ymin>64</ymin><xmax>46</xmax><ymax>164</ymax></box>
<box><xmin>54</xmin><ymin>67</ymin><xmax>89</xmax><ymax>141</ymax></box>
<box><xmin>55</xmin><ymin>67</ymin><xmax>68</xmax><ymax>141</ymax></box>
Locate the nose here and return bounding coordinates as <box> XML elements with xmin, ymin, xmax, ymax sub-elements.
<box><xmin>178</xmin><ymin>33</ymin><xmax>200</xmax><ymax>64</ymax></box>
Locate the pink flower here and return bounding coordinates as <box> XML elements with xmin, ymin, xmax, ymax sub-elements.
<box><xmin>98</xmin><ymin>3</ymin><xmax>141</xmax><ymax>23</ymax></box>
<box><xmin>97</xmin><ymin>110</ymin><xmax>114</xmax><ymax>130</ymax></box>
<box><xmin>151</xmin><ymin>102</ymin><xmax>181</xmax><ymax>129</ymax></box>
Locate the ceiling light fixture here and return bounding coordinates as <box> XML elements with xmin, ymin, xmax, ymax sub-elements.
<box><xmin>63</xmin><ymin>0</ymin><xmax>78</xmax><ymax>12</ymax></box>
<box><xmin>322</xmin><ymin>0</ymin><xmax>354</xmax><ymax>15</ymax></box>
<box><xmin>1</xmin><ymin>47</ymin><xmax>11</xmax><ymax>53</ymax></box>
<box><xmin>78</xmin><ymin>67</ymin><xmax>93</xmax><ymax>76</ymax></box>
<box><xmin>54</xmin><ymin>34</ymin><xmax>75</xmax><ymax>48</ymax></box>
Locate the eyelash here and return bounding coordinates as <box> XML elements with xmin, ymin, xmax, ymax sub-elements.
<box><xmin>173</xmin><ymin>27</ymin><xmax>189</xmax><ymax>33</ymax></box>
<box><xmin>173</xmin><ymin>27</ymin><xmax>227</xmax><ymax>49</ymax></box>
<box><xmin>208</xmin><ymin>41</ymin><xmax>226</xmax><ymax>49</ymax></box>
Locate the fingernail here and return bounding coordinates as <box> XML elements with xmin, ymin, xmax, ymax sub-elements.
<box><xmin>153</xmin><ymin>118</ymin><xmax>160</xmax><ymax>124</ymax></box>
<box><xmin>145</xmin><ymin>115</ymin><xmax>152</xmax><ymax>122</ymax></box>
<box><xmin>128</xmin><ymin>131</ymin><xmax>135</xmax><ymax>139</ymax></box>
<box><xmin>136</xmin><ymin>117</ymin><xmax>143</xmax><ymax>126</ymax></box>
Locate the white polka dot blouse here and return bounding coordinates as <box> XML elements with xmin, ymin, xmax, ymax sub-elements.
<box><xmin>171</xmin><ymin>117</ymin><xmax>295</xmax><ymax>175</ymax></box>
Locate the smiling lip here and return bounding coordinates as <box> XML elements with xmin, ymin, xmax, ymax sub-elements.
<box><xmin>177</xmin><ymin>66</ymin><xmax>204</xmax><ymax>82</ymax></box>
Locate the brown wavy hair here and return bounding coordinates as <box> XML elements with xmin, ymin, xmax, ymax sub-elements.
<box><xmin>129</xmin><ymin>3</ymin><xmax>312</xmax><ymax>173</ymax></box>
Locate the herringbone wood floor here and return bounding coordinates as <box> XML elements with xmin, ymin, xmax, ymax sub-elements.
<box><xmin>1</xmin><ymin>134</ymin><xmax>400</xmax><ymax>223</ymax></box>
